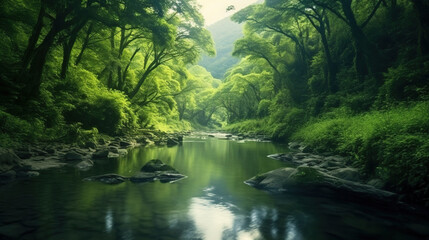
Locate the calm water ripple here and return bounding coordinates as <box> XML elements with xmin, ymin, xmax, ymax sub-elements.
<box><xmin>1</xmin><ymin>134</ymin><xmax>429</xmax><ymax>239</ymax></box>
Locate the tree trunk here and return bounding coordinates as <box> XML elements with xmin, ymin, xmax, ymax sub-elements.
<box><xmin>412</xmin><ymin>0</ymin><xmax>429</xmax><ymax>56</ymax></box>
<box><xmin>75</xmin><ymin>22</ymin><xmax>94</xmax><ymax>66</ymax></box>
<box><xmin>21</xmin><ymin>1</ymin><xmax>45</xmax><ymax>70</ymax></box>
<box><xmin>319</xmin><ymin>24</ymin><xmax>337</xmax><ymax>93</ymax></box>
<box><xmin>128</xmin><ymin>62</ymin><xmax>159</xmax><ymax>99</ymax></box>
<box><xmin>21</xmin><ymin>27</ymin><xmax>57</xmax><ymax>100</ymax></box>
<box><xmin>61</xmin><ymin>21</ymin><xmax>87</xmax><ymax>79</ymax></box>
<box><xmin>340</xmin><ymin>0</ymin><xmax>384</xmax><ymax>79</ymax></box>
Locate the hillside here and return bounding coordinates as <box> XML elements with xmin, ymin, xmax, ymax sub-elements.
<box><xmin>198</xmin><ymin>16</ymin><xmax>243</xmax><ymax>79</ymax></box>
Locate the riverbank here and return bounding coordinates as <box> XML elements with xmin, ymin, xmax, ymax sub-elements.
<box><xmin>0</xmin><ymin>130</ymin><xmax>186</xmax><ymax>184</ymax></box>
<box><xmin>224</xmin><ymin>102</ymin><xmax>429</xmax><ymax>207</ymax></box>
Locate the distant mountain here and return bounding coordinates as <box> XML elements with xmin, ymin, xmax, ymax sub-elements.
<box><xmin>199</xmin><ymin>16</ymin><xmax>243</xmax><ymax>79</ymax></box>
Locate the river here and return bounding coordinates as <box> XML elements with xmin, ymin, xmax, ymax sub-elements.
<box><xmin>1</xmin><ymin>133</ymin><xmax>428</xmax><ymax>239</ymax></box>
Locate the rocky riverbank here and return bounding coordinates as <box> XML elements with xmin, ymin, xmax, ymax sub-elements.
<box><xmin>246</xmin><ymin>142</ymin><xmax>403</xmax><ymax>208</ymax></box>
<box><xmin>0</xmin><ymin>130</ymin><xmax>186</xmax><ymax>184</ymax></box>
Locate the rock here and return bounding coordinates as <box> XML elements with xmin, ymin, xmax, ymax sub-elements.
<box><xmin>293</xmin><ymin>153</ymin><xmax>311</xmax><ymax>159</ymax></box>
<box><xmin>0</xmin><ymin>148</ymin><xmax>23</xmax><ymax>173</ymax></box>
<box><xmin>83</xmin><ymin>174</ymin><xmax>127</xmax><ymax>184</ymax></box>
<box><xmin>108</xmin><ymin>142</ymin><xmax>120</xmax><ymax>147</ymax></box>
<box><xmin>75</xmin><ymin>160</ymin><xmax>94</xmax><ymax>170</ymax></box>
<box><xmin>32</xmin><ymin>148</ymin><xmax>48</xmax><ymax>156</ymax></box>
<box><xmin>324</xmin><ymin>155</ymin><xmax>347</xmax><ymax>163</ymax></box>
<box><xmin>85</xmin><ymin>141</ymin><xmax>97</xmax><ymax>149</ymax></box>
<box><xmin>208</xmin><ymin>134</ymin><xmax>215</xmax><ymax>138</ymax></box>
<box><xmin>245</xmin><ymin>166</ymin><xmax>397</xmax><ymax>205</ymax></box>
<box><xmin>64</xmin><ymin>151</ymin><xmax>85</xmax><ymax>161</ymax></box>
<box><xmin>44</xmin><ymin>147</ymin><xmax>56</xmax><ymax>154</ymax></box>
<box><xmin>118</xmin><ymin>149</ymin><xmax>128</xmax><ymax>156</ymax></box>
<box><xmin>72</xmin><ymin>148</ymin><xmax>89</xmax><ymax>155</ymax></box>
<box><xmin>367</xmin><ymin>178</ymin><xmax>386</xmax><ymax>189</ymax></box>
<box><xmin>31</xmin><ymin>156</ymin><xmax>45</xmax><ymax>162</ymax></box>
<box><xmin>0</xmin><ymin>170</ymin><xmax>16</xmax><ymax>183</ymax></box>
<box><xmin>22</xmin><ymin>157</ymin><xmax>66</xmax><ymax>171</ymax></box>
<box><xmin>14</xmin><ymin>151</ymin><xmax>32</xmax><ymax>159</ymax></box>
<box><xmin>120</xmin><ymin>141</ymin><xmax>133</xmax><ymax>147</ymax></box>
<box><xmin>16</xmin><ymin>171</ymin><xmax>40</xmax><ymax>178</ymax></box>
<box><xmin>301</xmin><ymin>158</ymin><xmax>322</xmax><ymax>166</ymax></box>
<box><xmin>318</xmin><ymin>160</ymin><xmax>344</xmax><ymax>168</ymax></box>
<box><xmin>158</xmin><ymin>172</ymin><xmax>187</xmax><ymax>183</ymax></box>
<box><xmin>299</xmin><ymin>145</ymin><xmax>312</xmax><ymax>153</ymax></box>
<box><xmin>166</xmin><ymin>138</ymin><xmax>179</xmax><ymax>147</ymax></box>
<box><xmin>136</xmin><ymin>136</ymin><xmax>150</xmax><ymax>145</ymax></box>
<box><xmin>92</xmin><ymin>149</ymin><xmax>109</xmax><ymax>159</ymax></box>
<box><xmin>0</xmin><ymin>223</ymin><xmax>33</xmax><ymax>239</ymax></box>
<box><xmin>329</xmin><ymin>168</ymin><xmax>361</xmax><ymax>182</ymax></box>
<box><xmin>267</xmin><ymin>153</ymin><xmax>294</xmax><ymax>162</ymax></box>
<box><xmin>129</xmin><ymin>172</ymin><xmax>157</xmax><ymax>183</ymax></box>
<box><xmin>288</xmin><ymin>142</ymin><xmax>301</xmax><ymax>150</ymax></box>
<box><xmin>131</xmin><ymin>159</ymin><xmax>187</xmax><ymax>183</ymax></box>
<box><xmin>107</xmin><ymin>152</ymin><xmax>120</xmax><ymax>158</ymax></box>
<box><xmin>141</xmin><ymin>159</ymin><xmax>178</xmax><ymax>173</ymax></box>
<box><xmin>109</xmin><ymin>146</ymin><xmax>119</xmax><ymax>153</ymax></box>
<box><xmin>98</xmin><ymin>138</ymin><xmax>106</xmax><ymax>145</ymax></box>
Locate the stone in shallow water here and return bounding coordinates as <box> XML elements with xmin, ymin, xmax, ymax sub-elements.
<box><xmin>83</xmin><ymin>174</ymin><xmax>127</xmax><ymax>184</ymax></box>
<box><xmin>129</xmin><ymin>172</ymin><xmax>157</xmax><ymax>183</ymax></box>
<box><xmin>0</xmin><ymin>223</ymin><xmax>33</xmax><ymax>239</ymax></box>
<box><xmin>131</xmin><ymin>159</ymin><xmax>187</xmax><ymax>183</ymax></box>
<box><xmin>141</xmin><ymin>159</ymin><xmax>178</xmax><ymax>173</ymax></box>
<box><xmin>158</xmin><ymin>172</ymin><xmax>187</xmax><ymax>183</ymax></box>
<box><xmin>92</xmin><ymin>149</ymin><xmax>109</xmax><ymax>159</ymax></box>
<box><xmin>245</xmin><ymin>166</ymin><xmax>397</xmax><ymax>205</ymax></box>
<box><xmin>75</xmin><ymin>159</ymin><xmax>94</xmax><ymax>170</ymax></box>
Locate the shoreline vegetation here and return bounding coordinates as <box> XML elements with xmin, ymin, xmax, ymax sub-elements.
<box><xmin>225</xmin><ymin>101</ymin><xmax>429</xmax><ymax>207</ymax></box>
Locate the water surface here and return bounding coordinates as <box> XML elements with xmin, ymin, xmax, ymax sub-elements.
<box><xmin>1</xmin><ymin>134</ymin><xmax>429</xmax><ymax>239</ymax></box>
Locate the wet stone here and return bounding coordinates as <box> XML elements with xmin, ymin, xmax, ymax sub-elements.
<box><xmin>0</xmin><ymin>223</ymin><xmax>33</xmax><ymax>239</ymax></box>
<box><xmin>83</xmin><ymin>174</ymin><xmax>127</xmax><ymax>184</ymax></box>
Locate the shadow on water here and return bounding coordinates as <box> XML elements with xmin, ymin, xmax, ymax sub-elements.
<box><xmin>1</xmin><ymin>134</ymin><xmax>429</xmax><ymax>239</ymax></box>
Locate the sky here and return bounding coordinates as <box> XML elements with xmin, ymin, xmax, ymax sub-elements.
<box><xmin>196</xmin><ymin>0</ymin><xmax>258</xmax><ymax>26</ymax></box>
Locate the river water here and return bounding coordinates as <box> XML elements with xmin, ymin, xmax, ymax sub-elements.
<box><xmin>1</xmin><ymin>133</ymin><xmax>429</xmax><ymax>240</ymax></box>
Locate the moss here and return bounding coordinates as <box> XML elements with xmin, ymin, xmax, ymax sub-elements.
<box><xmin>291</xmin><ymin>167</ymin><xmax>325</xmax><ymax>183</ymax></box>
<box><xmin>252</xmin><ymin>173</ymin><xmax>267</xmax><ymax>184</ymax></box>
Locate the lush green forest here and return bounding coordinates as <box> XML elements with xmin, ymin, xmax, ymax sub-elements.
<box><xmin>220</xmin><ymin>0</ymin><xmax>429</xmax><ymax>205</ymax></box>
<box><xmin>0</xmin><ymin>0</ymin><xmax>221</xmax><ymax>143</ymax></box>
<box><xmin>1</xmin><ymin>0</ymin><xmax>429</xmax><ymax>206</ymax></box>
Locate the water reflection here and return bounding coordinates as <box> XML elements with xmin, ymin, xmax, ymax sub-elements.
<box><xmin>105</xmin><ymin>208</ymin><xmax>113</xmax><ymax>233</ymax></box>
<box><xmin>188</xmin><ymin>186</ymin><xmax>235</xmax><ymax>240</ymax></box>
<box><xmin>1</xmin><ymin>136</ymin><xmax>429</xmax><ymax>240</ymax></box>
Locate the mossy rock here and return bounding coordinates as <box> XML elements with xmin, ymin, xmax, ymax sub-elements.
<box><xmin>141</xmin><ymin>159</ymin><xmax>178</xmax><ymax>173</ymax></box>
<box><xmin>245</xmin><ymin>166</ymin><xmax>398</xmax><ymax>205</ymax></box>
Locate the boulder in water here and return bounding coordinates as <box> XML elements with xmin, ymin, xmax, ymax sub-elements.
<box><xmin>83</xmin><ymin>174</ymin><xmax>127</xmax><ymax>184</ymax></box>
<box><xmin>245</xmin><ymin>166</ymin><xmax>397</xmax><ymax>205</ymax></box>
<box><xmin>131</xmin><ymin>159</ymin><xmax>186</xmax><ymax>183</ymax></box>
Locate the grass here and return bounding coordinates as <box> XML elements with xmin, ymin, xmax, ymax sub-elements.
<box><xmin>293</xmin><ymin>101</ymin><xmax>429</xmax><ymax>205</ymax></box>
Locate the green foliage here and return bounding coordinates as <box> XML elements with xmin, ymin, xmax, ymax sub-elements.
<box><xmin>293</xmin><ymin>102</ymin><xmax>429</xmax><ymax>204</ymax></box>
<box><xmin>223</xmin><ymin>118</ymin><xmax>272</xmax><ymax>136</ymax></box>
<box><xmin>378</xmin><ymin>59</ymin><xmax>429</xmax><ymax>104</ymax></box>
<box><xmin>270</xmin><ymin>107</ymin><xmax>306</xmax><ymax>141</ymax></box>
<box><xmin>62</xmin><ymin>67</ymin><xmax>137</xmax><ymax>135</ymax></box>
<box><xmin>0</xmin><ymin>109</ymin><xmax>42</xmax><ymax>147</ymax></box>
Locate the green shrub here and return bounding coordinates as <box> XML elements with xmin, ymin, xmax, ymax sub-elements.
<box><xmin>378</xmin><ymin>59</ymin><xmax>429</xmax><ymax>104</ymax></box>
<box><xmin>270</xmin><ymin>108</ymin><xmax>306</xmax><ymax>141</ymax></box>
<box><xmin>293</xmin><ymin>101</ymin><xmax>429</xmax><ymax>204</ymax></box>
<box><xmin>0</xmin><ymin>109</ymin><xmax>43</xmax><ymax>146</ymax></box>
<box><xmin>61</xmin><ymin>68</ymin><xmax>137</xmax><ymax>135</ymax></box>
